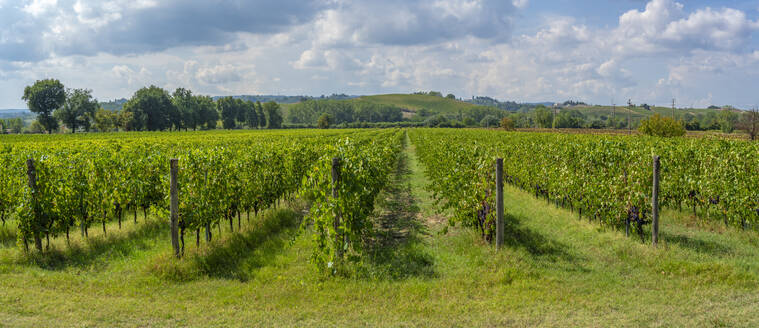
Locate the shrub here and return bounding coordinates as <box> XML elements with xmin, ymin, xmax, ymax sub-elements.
<box><xmin>317</xmin><ymin>113</ymin><xmax>332</xmax><ymax>129</ymax></box>
<box><xmin>638</xmin><ymin>114</ymin><xmax>686</xmax><ymax>137</ymax></box>
<box><xmin>500</xmin><ymin>117</ymin><xmax>515</xmax><ymax>131</ymax></box>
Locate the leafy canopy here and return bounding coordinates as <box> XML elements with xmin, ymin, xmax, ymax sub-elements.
<box><xmin>638</xmin><ymin>114</ymin><xmax>686</xmax><ymax>137</ymax></box>
<box><xmin>22</xmin><ymin>79</ymin><xmax>66</xmax><ymax>133</ymax></box>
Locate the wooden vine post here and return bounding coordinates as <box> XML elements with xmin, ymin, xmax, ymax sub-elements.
<box><xmin>495</xmin><ymin>158</ymin><xmax>504</xmax><ymax>249</ymax></box>
<box><xmin>651</xmin><ymin>155</ymin><xmax>660</xmax><ymax>246</ymax></box>
<box><xmin>26</xmin><ymin>159</ymin><xmax>42</xmax><ymax>252</ymax></box>
<box><xmin>170</xmin><ymin>159</ymin><xmax>181</xmax><ymax>258</ymax></box>
<box><xmin>332</xmin><ymin>157</ymin><xmax>342</xmax><ymax>258</ymax></box>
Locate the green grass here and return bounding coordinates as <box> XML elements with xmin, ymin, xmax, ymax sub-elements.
<box><xmin>0</xmin><ymin>136</ymin><xmax>757</xmax><ymax>327</ymax></box>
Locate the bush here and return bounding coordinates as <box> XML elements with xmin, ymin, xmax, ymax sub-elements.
<box><xmin>28</xmin><ymin>120</ymin><xmax>47</xmax><ymax>134</ymax></box>
<box><xmin>424</xmin><ymin>114</ymin><xmax>449</xmax><ymax>127</ymax></box>
<box><xmin>500</xmin><ymin>117</ymin><xmax>515</xmax><ymax>131</ymax></box>
<box><xmin>638</xmin><ymin>114</ymin><xmax>686</xmax><ymax>137</ymax></box>
<box><xmin>317</xmin><ymin>113</ymin><xmax>332</xmax><ymax>129</ymax></box>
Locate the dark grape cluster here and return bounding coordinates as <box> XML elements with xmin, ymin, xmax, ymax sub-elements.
<box><xmin>626</xmin><ymin>205</ymin><xmax>650</xmax><ymax>241</ymax></box>
<box><xmin>476</xmin><ymin>191</ymin><xmax>494</xmax><ymax>242</ymax></box>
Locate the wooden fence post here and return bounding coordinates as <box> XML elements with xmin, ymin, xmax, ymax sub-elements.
<box><xmin>332</xmin><ymin>157</ymin><xmax>342</xmax><ymax>258</ymax></box>
<box><xmin>652</xmin><ymin>155</ymin><xmax>660</xmax><ymax>246</ymax></box>
<box><xmin>26</xmin><ymin>159</ymin><xmax>42</xmax><ymax>252</ymax></box>
<box><xmin>496</xmin><ymin>158</ymin><xmax>504</xmax><ymax>249</ymax></box>
<box><xmin>170</xmin><ymin>159</ymin><xmax>180</xmax><ymax>258</ymax></box>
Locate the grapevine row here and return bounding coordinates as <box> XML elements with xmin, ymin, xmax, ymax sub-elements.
<box><xmin>410</xmin><ymin>129</ymin><xmax>759</xmax><ymax>240</ymax></box>
<box><xmin>0</xmin><ymin>129</ymin><xmax>396</xmax><ymax>254</ymax></box>
<box><xmin>301</xmin><ymin>130</ymin><xmax>405</xmax><ymax>270</ymax></box>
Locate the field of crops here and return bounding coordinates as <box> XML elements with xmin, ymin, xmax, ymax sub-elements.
<box><xmin>1</xmin><ymin>128</ymin><xmax>759</xmax><ymax>326</ymax></box>
<box><xmin>3</xmin><ymin>128</ymin><xmax>757</xmax><ymax>255</ymax></box>
<box><xmin>0</xmin><ymin>129</ymin><xmax>403</xmax><ymax>267</ymax></box>
<box><xmin>410</xmin><ymin>129</ymin><xmax>759</xmax><ymax>241</ymax></box>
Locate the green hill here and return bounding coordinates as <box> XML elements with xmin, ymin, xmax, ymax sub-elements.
<box><xmin>355</xmin><ymin>94</ymin><xmax>492</xmax><ymax>115</ymax></box>
<box><xmin>281</xmin><ymin>94</ymin><xmax>506</xmax><ymax>125</ymax></box>
<box><xmin>564</xmin><ymin>104</ymin><xmax>732</xmax><ymax>124</ymax></box>
<box><xmin>339</xmin><ymin>94</ymin><xmax>729</xmax><ymax>122</ymax></box>
<box><xmin>278</xmin><ymin>93</ymin><xmax>736</xmax><ymax>129</ymax></box>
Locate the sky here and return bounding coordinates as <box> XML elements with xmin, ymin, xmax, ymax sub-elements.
<box><xmin>1</xmin><ymin>0</ymin><xmax>759</xmax><ymax>109</ymax></box>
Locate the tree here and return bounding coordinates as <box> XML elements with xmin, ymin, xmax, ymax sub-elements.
<box><xmin>244</xmin><ymin>100</ymin><xmax>259</xmax><ymax>128</ymax></box>
<box><xmin>424</xmin><ymin>114</ymin><xmax>449</xmax><ymax>127</ymax></box>
<box><xmin>500</xmin><ymin>117</ymin><xmax>515</xmax><ymax>131</ymax></box>
<box><xmin>93</xmin><ymin>108</ymin><xmax>118</xmax><ymax>132</ymax></box>
<box><xmin>172</xmin><ymin>88</ymin><xmax>199</xmax><ymax>131</ymax></box>
<box><xmin>638</xmin><ymin>114</ymin><xmax>686</xmax><ymax>137</ymax></box>
<box><xmin>22</xmin><ymin>79</ymin><xmax>66</xmax><ymax>134</ymax></box>
<box><xmin>118</xmin><ymin>111</ymin><xmax>135</xmax><ymax>131</ymax></box>
<box><xmin>534</xmin><ymin>106</ymin><xmax>552</xmax><ymax>128</ymax></box>
<box><xmin>196</xmin><ymin>95</ymin><xmax>219</xmax><ymax>129</ymax></box>
<box><xmin>217</xmin><ymin>97</ymin><xmax>238</xmax><ymax>129</ymax></box>
<box><xmin>718</xmin><ymin>110</ymin><xmax>740</xmax><ymax>133</ymax></box>
<box><xmin>699</xmin><ymin>112</ymin><xmax>720</xmax><ymax>130</ymax></box>
<box><xmin>416</xmin><ymin>108</ymin><xmax>432</xmax><ymax>119</ymax></box>
<box><xmin>480</xmin><ymin>115</ymin><xmax>499</xmax><ymax>128</ymax></box>
<box><xmin>54</xmin><ymin>88</ymin><xmax>98</xmax><ymax>133</ymax></box>
<box><xmin>255</xmin><ymin>101</ymin><xmax>265</xmax><ymax>128</ymax></box>
<box><xmin>2</xmin><ymin>118</ymin><xmax>23</xmax><ymax>133</ymax></box>
<box><xmin>446</xmin><ymin>93</ymin><xmax>456</xmax><ymax>100</ymax></box>
<box><xmin>122</xmin><ymin>86</ymin><xmax>177</xmax><ymax>131</ymax></box>
<box><xmin>317</xmin><ymin>113</ymin><xmax>332</xmax><ymax>129</ymax></box>
<box><xmin>235</xmin><ymin>99</ymin><xmax>247</xmax><ymax>125</ymax></box>
<box><xmin>29</xmin><ymin>120</ymin><xmax>46</xmax><ymax>133</ymax></box>
<box><xmin>263</xmin><ymin>101</ymin><xmax>283</xmax><ymax>128</ymax></box>
<box><xmin>553</xmin><ymin>109</ymin><xmax>586</xmax><ymax>128</ymax></box>
<box><xmin>736</xmin><ymin>109</ymin><xmax>759</xmax><ymax>140</ymax></box>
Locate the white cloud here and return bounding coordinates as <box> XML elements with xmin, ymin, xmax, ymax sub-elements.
<box><xmin>2</xmin><ymin>0</ymin><xmax>759</xmax><ymax>109</ymax></box>
<box><xmin>195</xmin><ymin>64</ymin><xmax>242</xmax><ymax>84</ymax></box>
<box><xmin>512</xmin><ymin>0</ymin><xmax>528</xmax><ymax>10</ymax></box>
<box><xmin>613</xmin><ymin>0</ymin><xmax>759</xmax><ymax>55</ymax></box>
<box><xmin>293</xmin><ymin>49</ymin><xmax>328</xmax><ymax>69</ymax></box>
<box><xmin>22</xmin><ymin>0</ymin><xmax>58</xmax><ymax>17</ymax></box>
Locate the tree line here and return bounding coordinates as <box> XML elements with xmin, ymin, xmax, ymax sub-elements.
<box><xmin>287</xmin><ymin>99</ymin><xmax>403</xmax><ymax>125</ymax></box>
<box><xmin>13</xmin><ymin>79</ymin><xmax>284</xmax><ymax>133</ymax></box>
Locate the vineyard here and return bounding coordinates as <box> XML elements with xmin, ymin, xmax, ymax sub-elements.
<box><xmin>1</xmin><ymin>128</ymin><xmax>758</xmax><ymax>326</ymax></box>
<box><xmin>0</xmin><ymin>129</ymin><xmax>403</xmax><ymax>268</ymax></box>
<box><xmin>410</xmin><ymin>129</ymin><xmax>759</xmax><ymax>241</ymax></box>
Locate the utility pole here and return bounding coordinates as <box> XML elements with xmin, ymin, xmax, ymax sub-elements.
<box><xmin>611</xmin><ymin>98</ymin><xmax>616</xmax><ymax>128</ymax></box>
<box><xmin>627</xmin><ymin>99</ymin><xmax>633</xmax><ymax>135</ymax></box>
<box><xmin>553</xmin><ymin>103</ymin><xmax>558</xmax><ymax>129</ymax></box>
<box><xmin>672</xmin><ymin>98</ymin><xmax>676</xmax><ymax>119</ymax></box>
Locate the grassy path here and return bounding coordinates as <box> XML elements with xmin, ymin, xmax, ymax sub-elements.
<box><xmin>0</xmin><ymin>135</ymin><xmax>757</xmax><ymax>327</ymax></box>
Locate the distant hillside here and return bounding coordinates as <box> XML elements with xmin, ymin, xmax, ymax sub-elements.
<box><xmin>465</xmin><ymin>96</ymin><xmax>550</xmax><ymax>111</ymax></box>
<box><xmin>280</xmin><ymin>93</ymin><xmax>513</xmax><ymax>126</ymax></box>
<box><xmin>355</xmin><ymin>94</ymin><xmax>498</xmax><ymax>115</ymax></box>
<box><xmin>213</xmin><ymin>94</ymin><xmax>359</xmax><ymax>104</ymax></box>
<box><xmin>562</xmin><ymin>104</ymin><xmax>729</xmax><ymax>122</ymax></box>
<box><xmin>0</xmin><ymin>109</ymin><xmax>32</xmax><ymax>119</ymax></box>
<box><xmin>100</xmin><ymin>98</ymin><xmax>128</xmax><ymax>111</ymax></box>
